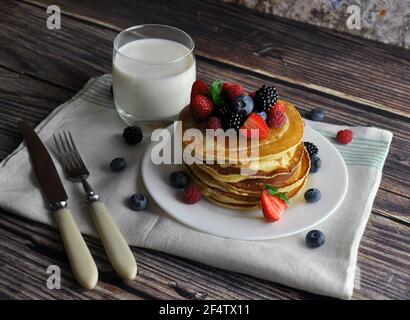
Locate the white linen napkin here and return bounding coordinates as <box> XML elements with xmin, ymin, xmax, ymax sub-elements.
<box><xmin>0</xmin><ymin>75</ymin><xmax>392</xmax><ymax>299</ymax></box>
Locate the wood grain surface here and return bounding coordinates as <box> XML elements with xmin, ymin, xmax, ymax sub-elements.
<box><xmin>0</xmin><ymin>0</ymin><xmax>409</xmax><ymax>300</ymax></box>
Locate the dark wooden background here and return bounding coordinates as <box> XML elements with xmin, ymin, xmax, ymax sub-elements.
<box><xmin>0</xmin><ymin>0</ymin><xmax>409</xmax><ymax>300</ymax></box>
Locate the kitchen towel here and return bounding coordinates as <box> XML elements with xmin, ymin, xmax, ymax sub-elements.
<box><xmin>0</xmin><ymin>75</ymin><xmax>392</xmax><ymax>299</ymax></box>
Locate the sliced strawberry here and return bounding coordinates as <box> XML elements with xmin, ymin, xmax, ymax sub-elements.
<box><xmin>261</xmin><ymin>190</ymin><xmax>288</xmax><ymax>222</ymax></box>
<box><xmin>240</xmin><ymin>113</ymin><xmax>269</xmax><ymax>139</ymax></box>
<box><xmin>190</xmin><ymin>80</ymin><xmax>209</xmax><ymax>101</ymax></box>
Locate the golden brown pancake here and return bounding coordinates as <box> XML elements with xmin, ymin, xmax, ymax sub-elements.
<box><xmin>194</xmin><ymin>142</ymin><xmax>304</xmax><ymax>183</ymax></box>
<box><xmin>179</xmin><ymin>99</ymin><xmax>304</xmax><ymax>163</ymax></box>
<box><xmin>185</xmin><ymin>148</ymin><xmax>310</xmax><ymax>205</ymax></box>
<box><xmin>180</xmin><ymin>99</ymin><xmax>308</xmax><ymax>210</ymax></box>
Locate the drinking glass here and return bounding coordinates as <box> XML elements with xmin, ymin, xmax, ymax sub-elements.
<box><xmin>113</xmin><ymin>24</ymin><xmax>196</xmax><ymax>125</ymax></box>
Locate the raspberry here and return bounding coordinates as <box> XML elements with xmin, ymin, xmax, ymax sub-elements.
<box><xmin>223</xmin><ymin>83</ymin><xmax>244</xmax><ymax>101</ymax></box>
<box><xmin>207</xmin><ymin>116</ymin><xmax>223</xmax><ymax>130</ymax></box>
<box><xmin>190</xmin><ymin>95</ymin><xmax>214</xmax><ymax>122</ymax></box>
<box><xmin>336</xmin><ymin>129</ymin><xmax>353</xmax><ymax>144</ymax></box>
<box><xmin>267</xmin><ymin>110</ymin><xmax>287</xmax><ymax>128</ymax></box>
<box><xmin>272</xmin><ymin>101</ymin><xmax>286</xmax><ymax>112</ymax></box>
<box><xmin>183</xmin><ymin>184</ymin><xmax>202</xmax><ymax>204</ymax></box>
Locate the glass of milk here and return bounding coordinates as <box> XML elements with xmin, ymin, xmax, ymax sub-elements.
<box><xmin>113</xmin><ymin>25</ymin><xmax>196</xmax><ymax>125</ymax></box>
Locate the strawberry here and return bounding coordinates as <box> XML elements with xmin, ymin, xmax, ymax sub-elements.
<box><xmin>190</xmin><ymin>95</ymin><xmax>214</xmax><ymax>122</ymax></box>
<box><xmin>260</xmin><ymin>190</ymin><xmax>288</xmax><ymax>222</ymax></box>
<box><xmin>190</xmin><ymin>80</ymin><xmax>209</xmax><ymax>101</ymax></box>
<box><xmin>223</xmin><ymin>83</ymin><xmax>244</xmax><ymax>101</ymax></box>
<box><xmin>240</xmin><ymin>113</ymin><xmax>269</xmax><ymax>139</ymax></box>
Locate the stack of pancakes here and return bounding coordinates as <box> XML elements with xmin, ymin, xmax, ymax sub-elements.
<box><xmin>179</xmin><ymin>100</ymin><xmax>310</xmax><ymax>210</ymax></box>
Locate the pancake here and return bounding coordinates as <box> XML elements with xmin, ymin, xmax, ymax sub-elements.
<box><xmin>186</xmin><ymin>148</ymin><xmax>311</xmax><ymax>205</ymax></box>
<box><xmin>179</xmin><ymin>99</ymin><xmax>304</xmax><ymax>163</ymax></box>
<box><xmin>180</xmin><ymin>98</ymin><xmax>308</xmax><ymax>211</ymax></box>
<box><xmin>205</xmin><ymin>179</ymin><xmax>308</xmax><ymax>210</ymax></box>
<box><xmin>194</xmin><ymin>142</ymin><xmax>304</xmax><ymax>183</ymax></box>
<box><xmin>187</xmin><ymin>148</ymin><xmax>307</xmax><ymax>195</ymax></box>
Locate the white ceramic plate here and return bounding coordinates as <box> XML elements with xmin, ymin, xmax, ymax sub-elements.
<box><xmin>142</xmin><ymin>126</ymin><xmax>348</xmax><ymax>240</ymax></box>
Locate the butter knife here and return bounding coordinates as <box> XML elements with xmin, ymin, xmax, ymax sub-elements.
<box><xmin>18</xmin><ymin>121</ymin><xmax>98</xmax><ymax>289</ymax></box>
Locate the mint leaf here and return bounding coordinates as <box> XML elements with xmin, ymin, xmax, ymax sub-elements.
<box><xmin>278</xmin><ymin>192</ymin><xmax>290</xmax><ymax>204</ymax></box>
<box><xmin>264</xmin><ymin>184</ymin><xmax>278</xmax><ymax>196</ymax></box>
<box><xmin>210</xmin><ymin>80</ymin><xmax>224</xmax><ymax>105</ymax></box>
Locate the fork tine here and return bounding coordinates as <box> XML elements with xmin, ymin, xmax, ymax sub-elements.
<box><xmin>58</xmin><ymin>132</ymin><xmax>76</xmax><ymax>170</ymax></box>
<box><xmin>67</xmin><ymin>131</ymin><xmax>87</xmax><ymax>169</ymax></box>
<box><xmin>53</xmin><ymin>134</ymin><xmax>68</xmax><ymax>169</ymax></box>
<box><xmin>63</xmin><ymin>131</ymin><xmax>79</xmax><ymax>168</ymax></box>
<box><xmin>54</xmin><ymin>133</ymin><xmax>72</xmax><ymax>170</ymax></box>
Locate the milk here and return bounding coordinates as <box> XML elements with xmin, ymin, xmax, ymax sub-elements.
<box><xmin>113</xmin><ymin>38</ymin><xmax>196</xmax><ymax>121</ymax></box>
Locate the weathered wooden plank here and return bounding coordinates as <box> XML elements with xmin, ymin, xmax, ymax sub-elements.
<box><xmin>0</xmin><ymin>67</ymin><xmax>73</xmax><ymax>159</ymax></box>
<box><xmin>0</xmin><ymin>209</ymin><xmax>409</xmax><ymax>300</ymax></box>
<box><xmin>0</xmin><ymin>2</ymin><xmax>115</xmax><ymax>91</ymax></box>
<box><xmin>0</xmin><ymin>1</ymin><xmax>408</xmax><ymax>222</ymax></box>
<box><xmin>23</xmin><ymin>0</ymin><xmax>410</xmax><ymax>118</ymax></box>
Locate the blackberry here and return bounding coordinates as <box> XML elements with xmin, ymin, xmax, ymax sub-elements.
<box><xmin>254</xmin><ymin>85</ymin><xmax>278</xmax><ymax>112</ymax></box>
<box><xmin>223</xmin><ymin>112</ymin><xmax>245</xmax><ymax>132</ymax></box>
<box><xmin>122</xmin><ymin>126</ymin><xmax>143</xmax><ymax>145</ymax></box>
<box><xmin>304</xmin><ymin>141</ymin><xmax>319</xmax><ymax>156</ymax></box>
<box><xmin>214</xmin><ymin>104</ymin><xmax>230</xmax><ymax>119</ymax></box>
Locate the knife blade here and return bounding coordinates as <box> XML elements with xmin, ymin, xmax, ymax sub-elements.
<box><xmin>18</xmin><ymin>121</ymin><xmax>98</xmax><ymax>289</ymax></box>
<box><xmin>17</xmin><ymin>121</ymin><xmax>67</xmax><ymax>206</ymax></box>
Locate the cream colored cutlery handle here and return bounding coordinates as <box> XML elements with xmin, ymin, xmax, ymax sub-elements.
<box><xmin>54</xmin><ymin>208</ymin><xmax>98</xmax><ymax>289</ymax></box>
<box><xmin>89</xmin><ymin>201</ymin><xmax>137</xmax><ymax>280</ymax></box>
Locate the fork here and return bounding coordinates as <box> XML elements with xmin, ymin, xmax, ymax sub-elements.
<box><xmin>54</xmin><ymin>131</ymin><xmax>137</xmax><ymax>280</ymax></box>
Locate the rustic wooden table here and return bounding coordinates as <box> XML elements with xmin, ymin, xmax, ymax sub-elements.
<box><xmin>0</xmin><ymin>0</ymin><xmax>409</xmax><ymax>300</ymax></box>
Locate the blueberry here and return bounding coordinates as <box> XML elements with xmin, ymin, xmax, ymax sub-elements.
<box><xmin>305</xmin><ymin>230</ymin><xmax>326</xmax><ymax>248</ymax></box>
<box><xmin>310</xmin><ymin>109</ymin><xmax>325</xmax><ymax>122</ymax></box>
<box><xmin>304</xmin><ymin>188</ymin><xmax>321</xmax><ymax>203</ymax></box>
<box><xmin>232</xmin><ymin>95</ymin><xmax>254</xmax><ymax>116</ymax></box>
<box><xmin>169</xmin><ymin>171</ymin><xmax>189</xmax><ymax>188</ymax></box>
<box><xmin>257</xmin><ymin>111</ymin><xmax>267</xmax><ymax>121</ymax></box>
<box><xmin>110</xmin><ymin>157</ymin><xmax>127</xmax><ymax>172</ymax></box>
<box><xmin>129</xmin><ymin>193</ymin><xmax>148</xmax><ymax>211</ymax></box>
<box><xmin>310</xmin><ymin>155</ymin><xmax>322</xmax><ymax>173</ymax></box>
